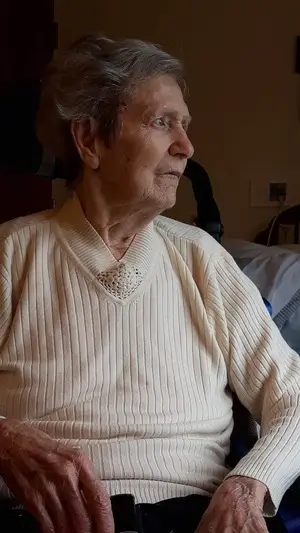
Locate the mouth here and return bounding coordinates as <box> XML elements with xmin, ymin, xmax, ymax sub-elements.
<box><xmin>164</xmin><ymin>170</ymin><xmax>183</xmax><ymax>179</ymax></box>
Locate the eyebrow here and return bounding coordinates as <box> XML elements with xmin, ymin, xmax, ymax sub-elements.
<box><xmin>141</xmin><ymin>106</ymin><xmax>192</xmax><ymax>125</ymax></box>
<box><xmin>163</xmin><ymin>110</ymin><xmax>192</xmax><ymax>124</ymax></box>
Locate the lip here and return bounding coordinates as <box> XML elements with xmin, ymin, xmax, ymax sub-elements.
<box><xmin>164</xmin><ymin>171</ymin><xmax>183</xmax><ymax>178</ymax></box>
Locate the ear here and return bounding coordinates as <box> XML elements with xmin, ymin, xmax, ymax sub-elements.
<box><xmin>70</xmin><ymin>120</ymin><xmax>101</xmax><ymax>170</ymax></box>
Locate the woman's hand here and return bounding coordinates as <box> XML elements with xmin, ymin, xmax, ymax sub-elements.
<box><xmin>195</xmin><ymin>476</ymin><xmax>268</xmax><ymax>533</ymax></box>
<box><xmin>0</xmin><ymin>419</ymin><xmax>114</xmax><ymax>533</ymax></box>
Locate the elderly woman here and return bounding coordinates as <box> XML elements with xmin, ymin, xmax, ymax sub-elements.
<box><xmin>0</xmin><ymin>34</ymin><xmax>299</xmax><ymax>533</ymax></box>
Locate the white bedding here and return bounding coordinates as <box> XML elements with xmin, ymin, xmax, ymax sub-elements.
<box><xmin>280</xmin><ymin>244</ymin><xmax>300</xmax><ymax>253</ymax></box>
<box><xmin>223</xmin><ymin>238</ymin><xmax>300</xmax><ymax>354</ymax></box>
<box><xmin>223</xmin><ymin>239</ymin><xmax>300</xmax><ymax>317</ymax></box>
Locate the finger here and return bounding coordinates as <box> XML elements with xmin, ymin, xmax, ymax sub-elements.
<box><xmin>2</xmin><ymin>468</ymin><xmax>55</xmax><ymax>533</ymax></box>
<box><xmin>38</xmin><ymin>478</ymin><xmax>70</xmax><ymax>533</ymax></box>
<box><xmin>58</xmin><ymin>474</ymin><xmax>92</xmax><ymax>533</ymax></box>
<box><xmin>77</xmin><ymin>457</ymin><xmax>114</xmax><ymax>533</ymax></box>
<box><xmin>26</xmin><ymin>494</ymin><xmax>55</xmax><ymax>533</ymax></box>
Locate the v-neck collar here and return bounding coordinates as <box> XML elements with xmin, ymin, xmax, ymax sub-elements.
<box><xmin>52</xmin><ymin>194</ymin><xmax>159</xmax><ymax>284</ymax></box>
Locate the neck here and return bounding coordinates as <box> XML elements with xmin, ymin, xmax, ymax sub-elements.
<box><xmin>75</xmin><ymin>178</ymin><xmax>158</xmax><ymax>260</ymax></box>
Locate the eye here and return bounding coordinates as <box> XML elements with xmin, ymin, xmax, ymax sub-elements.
<box><xmin>152</xmin><ymin>117</ymin><xmax>171</xmax><ymax>129</ymax></box>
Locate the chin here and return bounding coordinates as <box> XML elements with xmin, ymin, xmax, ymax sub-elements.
<box><xmin>166</xmin><ymin>182</ymin><xmax>180</xmax><ymax>203</ymax></box>
<box><xmin>160</xmin><ymin>192</ymin><xmax>177</xmax><ymax>212</ymax></box>
<box><xmin>152</xmin><ymin>180</ymin><xmax>179</xmax><ymax>212</ymax></box>
<box><xmin>166</xmin><ymin>194</ymin><xmax>177</xmax><ymax>208</ymax></box>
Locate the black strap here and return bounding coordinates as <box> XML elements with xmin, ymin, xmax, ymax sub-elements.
<box><xmin>184</xmin><ymin>159</ymin><xmax>223</xmax><ymax>241</ymax></box>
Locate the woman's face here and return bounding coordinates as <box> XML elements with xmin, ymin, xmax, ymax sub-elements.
<box><xmin>90</xmin><ymin>75</ymin><xmax>194</xmax><ymax>214</ymax></box>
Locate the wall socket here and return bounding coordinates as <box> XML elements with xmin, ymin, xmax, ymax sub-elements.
<box><xmin>250</xmin><ymin>180</ymin><xmax>289</xmax><ymax>207</ymax></box>
<box><xmin>269</xmin><ymin>182</ymin><xmax>287</xmax><ymax>202</ymax></box>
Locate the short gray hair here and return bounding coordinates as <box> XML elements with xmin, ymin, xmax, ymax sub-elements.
<box><xmin>37</xmin><ymin>34</ymin><xmax>186</xmax><ymax>183</ymax></box>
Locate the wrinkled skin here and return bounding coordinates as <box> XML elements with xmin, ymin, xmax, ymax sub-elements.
<box><xmin>0</xmin><ymin>420</ymin><xmax>114</xmax><ymax>533</ymax></box>
<box><xmin>195</xmin><ymin>476</ymin><xmax>268</xmax><ymax>533</ymax></box>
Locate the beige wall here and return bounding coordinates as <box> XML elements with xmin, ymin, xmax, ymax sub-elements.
<box><xmin>54</xmin><ymin>0</ymin><xmax>300</xmax><ymax>239</ymax></box>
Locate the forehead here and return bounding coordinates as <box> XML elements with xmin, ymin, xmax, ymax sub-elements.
<box><xmin>130</xmin><ymin>75</ymin><xmax>190</xmax><ymax>119</ymax></box>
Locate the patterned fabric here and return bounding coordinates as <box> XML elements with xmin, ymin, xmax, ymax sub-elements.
<box><xmin>96</xmin><ymin>264</ymin><xmax>144</xmax><ymax>299</ymax></box>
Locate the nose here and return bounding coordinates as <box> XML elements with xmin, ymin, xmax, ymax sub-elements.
<box><xmin>169</xmin><ymin>128</ymin><xmax>194</xmax><ymax>160</ymax></box>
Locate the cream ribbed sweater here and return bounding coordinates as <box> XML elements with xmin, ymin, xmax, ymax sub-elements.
<box><xmin>1</xmin><ymin>195</ymin><xmax>300</xmax><ymax>514</ymax></box>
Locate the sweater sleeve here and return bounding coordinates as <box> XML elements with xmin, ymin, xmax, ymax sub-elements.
<box><xmin>206</xmin><ymin>249</ymin><xmax>300</xmax><ymax>515</ymax></box>
<box><xmin>0</xmin><ymin>241</ymin><xmax>13</xmax><ymax>352</ymax></box>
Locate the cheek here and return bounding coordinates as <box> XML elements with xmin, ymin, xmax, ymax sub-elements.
<box><xmin>123</xmin><ymin>142</ymin><xmax>154</xmax><ymax>177</ymax></box>
<box><xmin>119</xmin><ymin>130</ymin><xmax>169</xmax><ymax>185</ymax></box>
<box><xmin>136</xmin><ymin>139</ymin><xmax>168</xmax><ymax>175</ymax></box>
